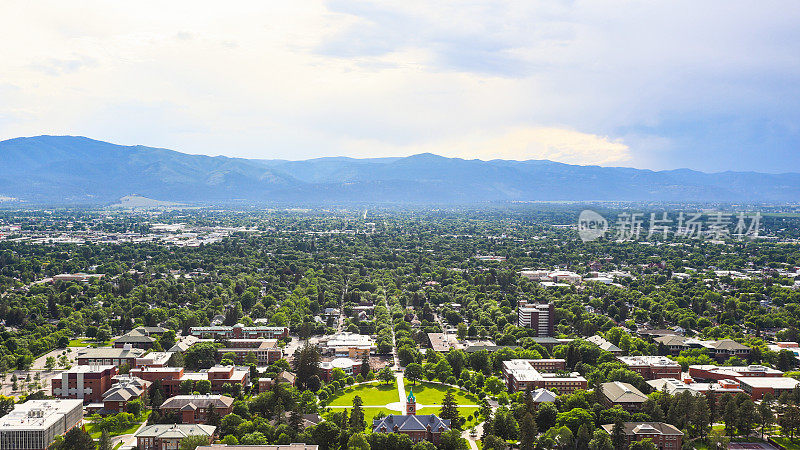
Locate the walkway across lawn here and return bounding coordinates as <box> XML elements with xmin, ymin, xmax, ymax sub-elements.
<box><xmin>323</xmin><ymin>378</ymin><xmax>481</xmax><ymax>427</ymax></box>
<box><xmin>403</xmin><ymin>379</ymin><xmax>481</xmax><ymax>407</ymax></box>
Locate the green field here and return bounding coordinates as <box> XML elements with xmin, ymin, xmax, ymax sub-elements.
<box><xmin>68</xmin><ymin>339</ymin><xmax>112</xmax><ymax>348</ymax></box>
<box><xmin>404</xmin><ymin>379</ymin><xmax>480</xmax><ymax>406</ymax></box>
<box><xmin>771</xmin><ymin>437</ymin><xmax>800</xmax><ymax>450</ymax></box>
<box><xmin>326</xmin><ymin>382</ymin><xmax>399</xmax><ymax>407</ymax></box>
<box><xmin>87</xmin><ymin>421</ymin><xmax>142</xmax><ymax>440</ymax></box>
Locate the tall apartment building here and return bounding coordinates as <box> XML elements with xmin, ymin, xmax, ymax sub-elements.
<box><xmin>517</xmin><ymin>302</ymin><xmax>555</xmax><ymax>337</ymax></box>
<box><xmin>0</xmin><ymin>399</ymin><xmax>83</xmax><ymax>450</ymax></box>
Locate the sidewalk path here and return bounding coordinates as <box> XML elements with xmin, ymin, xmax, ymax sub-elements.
<box><xmin>396</xmin><ymin>373</ymin><xmax>406</xmax><ymax>412</ymax></box>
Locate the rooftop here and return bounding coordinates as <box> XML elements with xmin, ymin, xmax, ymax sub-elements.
<box><xmin>601</xmin><ymin>422</ymin><xmax>683</xmax><ymax>437</ymax></box>
<box><xmin>737</xmin><ymin>377</ymin><xmax>800</xmax><ymax>389</ymax></box>
<box><xmin>135</xmin><ymin>424</ymin><xmax>216</xmax><ymax>439</ymax></box>
<box><xmin>0</xmin><ymin>399</ymin><xmax>82</xmax><ymax>431</ymax></box>
<box><xmin>618</xmin><ymin>355</ymin><xmax>680</xmax><ymax>367</ymax></box>
<box><xmin>602</xmin><ymin>381</ymin><xmax>648</xmax><ymax>403</ymax></box>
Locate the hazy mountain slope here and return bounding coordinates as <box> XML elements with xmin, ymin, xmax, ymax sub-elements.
<box><xmin>2</xmin><ymin>135</ymin><xmax>799</xmax><ymax>204</ymax></box>
<box><xmin>0</xmin><ymin>136</ymin><xmax>299</xmax><ymax>203</ymax></box>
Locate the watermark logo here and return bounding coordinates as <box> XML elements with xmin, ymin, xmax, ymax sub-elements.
<box><xmin>576</xmin><ymin>210</ymin><xmax>761</xmax><ymax>242</ymax></box>
<box><xmin>578</xmin><ymin>209</ymin><xmax>609</xmax><ymax>242</ymax></box>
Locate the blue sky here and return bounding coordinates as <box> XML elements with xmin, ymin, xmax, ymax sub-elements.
<box><xmin>1</xmin><ymin>1</ymin><xmax>798</xmax><ymax>172</ymax></box>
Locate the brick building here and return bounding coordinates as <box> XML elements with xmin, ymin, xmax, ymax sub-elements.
<box><xmin>601</xmin><ymin>422</ymin><xmax>683</xmax><ymax>449</ymax></box>
<box><xmin>217</xmin><ymin>339</ymin><xmax>283</xmax><ymax>365</ymax></box>
<box><xmin>135</xmin><ymin>424</ymin><xmax>215</xmax><ymax>450</ymax></box>
<box><xmin>502</xmin><ymin>360</ymin><xmax>587</xmax><ymax>394</ymax></box>
<box><xmin>618</xmin><ymin>356</ymin><xmax>681</xmax><ymax>380</ymax></box>
<box><xmin>190</xmin><ymin>324</ymin><xmax>289</xmax><ymax>340</ymax></box>
<box><xmin>600</xmin><ymin>382</ymin><xmax>648</xmax><ymax>411</ymax></box>
<box><xmin>75</xmin><ymin>345</ymin><xmax>145</xmax><ymax>368</ymax></box>
<box><xmin>51</xmin><ymin>365</ymin><xmax>117</xmax><ymax>403</ymax></box>
<box><xmin>517</xmin><ymin>302</ymin><xmax>555</xmax><ymax>337</ymax></box>
<box><xmin>372</xmin><ymin>390</ymin><xmax>451</xmax><ymax>445</ymax></box>
<box><xmin>129</xmin><ymin>365</ymin><xmax>249</xmax><ymax>397</ymax></box>
<box><xmin>101</xmin><ymin>376</ymin><xmax>151</xmax><ymax>413</ymax></box>
<box><xmin>688</xmin><ymin>364</ymin><xmax>783</xmax><ymax>382</ymax></box>
<box><xmin>319</xmin><ymin>358</ymin><xmax>363</xmax><ymax>382</ymax></box>
<box><xmin>159</xmin><ymin>395</ymin><xmax>234</xmax><ymax>424</ymax></box>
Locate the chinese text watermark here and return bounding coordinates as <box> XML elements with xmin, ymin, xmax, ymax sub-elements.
<box><xmin>577</xmin><ymin>210</ymin><xmax>761</xmax><ymax>242</ymax></box>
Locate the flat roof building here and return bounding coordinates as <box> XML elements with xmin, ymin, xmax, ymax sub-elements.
<box><xmin>218</xmin><ymin>339</ymin><xmax>282</xmax><ymax>365</ymax></box>
<box><xmin>0</xmin><ymin>399</ymin><xmax>83</xmax><ymax>450</ymax></box>
<box><xmin>75</xmin><ymin>345</ymin><xmax>146</xmax><ymax>368</ymax></box>
<box><xmin>51</xmin><ymin>365</ymin><xmax>117</xmax><ymax>403</ymax></box>
<box><xmin>618</xmin><ymin>356</ymin><xmax>681</xmax><ymax>380</ymax></box>
<box><xmin>738</xmin><ymin>377</ymin><xmax>800</xmax><ymax>400</ymax></box>
<box><xmin>688</xmin><ymin>365</ymin><xmax>783</xmax><ymax>382</ymax></box>
<box><xmin>315</xmin><ymin>332</ymin><xmax>375</xmax><ymax>358</ymax></box>
<box><xmin>190</xmin><ymin>324</ymin><xmax>289</xmax><ymax>340</ymax></box>
<box><xmin>319</xmin><ymin>358</ymin><xmax>363</xmax><ymax>382</ymax></box>
<box><xmin>517</xmin><ymin>302</ymin><xmax>555</xmax><ymax>337</ymax></box>
<box><xmin>502</xmin><ymin>360</ymin><xmax>586</xmax><ymax>394</ymax></box>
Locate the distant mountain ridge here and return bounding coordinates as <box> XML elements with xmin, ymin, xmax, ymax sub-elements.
<box><xmin>1</xmin><ymin>135</ymin><xmax>799</xmax><ymax>204</ymax></box>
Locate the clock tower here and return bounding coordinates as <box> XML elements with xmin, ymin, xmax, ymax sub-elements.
<box><xmin>406</xmin><ymin>389</ymin><xmax>416</xmax><ymax>415</ymax></box>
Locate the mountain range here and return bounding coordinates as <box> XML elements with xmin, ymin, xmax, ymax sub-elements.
<box><xmin>2</xmin><ymin>135</ymin><xmax>799</xmax><ymax>205</ymax></box>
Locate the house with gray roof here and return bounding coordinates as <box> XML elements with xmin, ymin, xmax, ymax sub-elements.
<box><xmin>135</xmin><ymin>424</ymin><xmax>215</xmax><ymax>450</ymax></box>
<box><xmin>600</xmin><ymin>381</ymin><xmax>648</xmax><ymax>411</ymax></box>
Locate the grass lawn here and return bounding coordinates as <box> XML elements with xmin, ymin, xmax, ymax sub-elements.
<box><xmin>68</xmin><ymin>338</ymin><xmax>112</xmax><ymax>348</ymax></box>
<box><xmin>403</xmin><ymin>379</ymin><xmax>480</xmax><ymax>406</ymax></box>
<box><xmin>326</xmin><ymin>382</ymin><xmax>399</xmax><ymax>407</ymax></box>
<box><xmin>67</xmin><ymin>339</ymin><xmax>90</xmax><ymax>347</ymax></box>
<box><xmin>87</xmin><ymin>421</ymin><xmax>142</xmax><ymax>440</ymax></box>
<box><xmin>86</xmin><ymin>412</ymin><xmax>149</xmax><ymax>439</ymax></box>
<box><xmin>772</xmin><ymin>437</ymin><xmax>800</xmax><ymax>450</ymax></box>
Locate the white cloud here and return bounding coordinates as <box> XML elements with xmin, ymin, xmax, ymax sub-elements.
<box><xmin>342</xmin><ymin>127</ymin><xmax>632</xmax><ymax>165</ymax></box>
<box><xmin>0</xmin><ymin>1</ymin><xmax>798</xmax><ymax>171</ymax></box>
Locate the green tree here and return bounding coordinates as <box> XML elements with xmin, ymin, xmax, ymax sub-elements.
<box><xmin>438</xmin><ymin>429</ymin><xmax>469</xmax><ymax>450</ymax></box>
<box><xmin>58</xmin><ymin>427</ymin><xmax>95</xmax><ymax>450</ymax></box>
<box><xmin>759</xmin><ymin>396</ymin><xmax>774</xmax><ymax>438</ymax></box>
<box><xmin>350</xmin><ymin>395</ymin><xmax>366</xmax><ymax>432</ymax></box>
<box><xmin>536</xmin><ymin>402</ymin><xmax>558</xmax><ymax>431</ymax></box>
<box><xmin>611</xmin><ymin>420</ymin><xmax>626</xmax><ymax>450</ymax></box>
<box><xmin>347</xmin><ymin>433</ymin><xmax>370</xmax><ymax>450</ymax></box>
<box><xmin>405</xmin><ymin>363</ymin><xmax>423</xmax><ymax>385</ymax></box>
<box><xmin>519</xmin><ymin>412</ymin><xmax>537</xmax><ymax>450</ymax></box>
<box><xmin>293</xmin><ymin>343</ymin><xmax>321</xmax><ymax>390</ymax></box>
<box><xmin>439</xmin><ymin>390</ymin><xmax>462</xmax><ymax>429</ymax></box>
<box><xmin>628</xmin><ymin>439</ymin><xmax>657</xmax><ymax>450</ymax></box>
<box><xmin>180</xmin><ymin>435</ymin><xmax>210</xmax><ymax>450</ymax></box>
<box><xmin>179</xmin><ymin>379</ymin><xmax>194</xmax><ymax>395</ymax></box>
<box><xmin>737</xmin><ymin>399</ymin><xmax>758</xmax><ymax>437</ymax></box>
<box><xmin>378</xmin><ymin>367</ymin><xmax>394</xmax><ymax>385</ymax></box>
<box><xmin>195</xmin><ymin>379</ymin><xmax>211</xmax><ymax>395</ymax></box>
<box><xmin>589</xmin><ymin>429</ymin><xmax>614</xmax><ymax>450</ymax></box>
<box><xmin>780</xmin><ymin>404</ymin><xmax>800</xmax><ymax>440</ymax></box>
<box><xmin>98</xmin><ymin>429</ymin><xmax>112</xmax><ymax>450</ymax></box>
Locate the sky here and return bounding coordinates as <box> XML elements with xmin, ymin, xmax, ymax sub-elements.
<box><xmin>1</xmin><ymin>1</ymin><xmax>799</xmax><ymax>172</ymax></box>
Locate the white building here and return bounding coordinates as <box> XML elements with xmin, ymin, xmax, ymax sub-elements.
<box><xmin>0</xmin><ymin>399</ymin><xmax>83</xmax><ymax>450</ymax></box>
